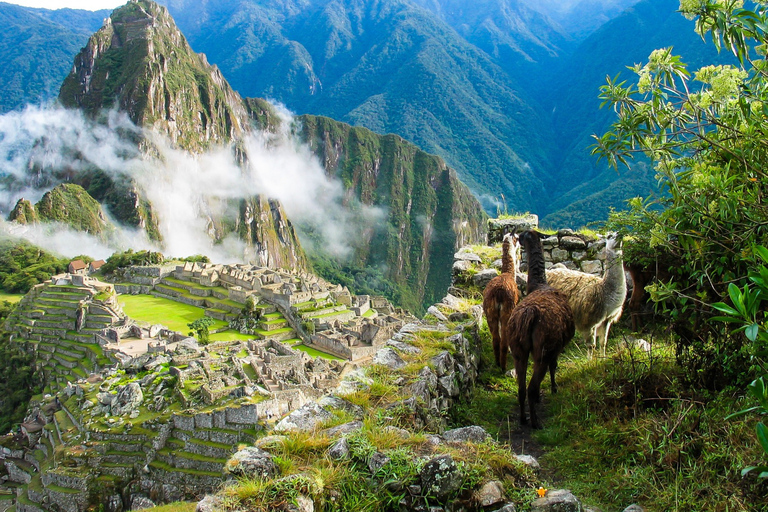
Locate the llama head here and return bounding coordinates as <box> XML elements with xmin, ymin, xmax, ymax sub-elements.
<box><xmin>605</xmin><ymin>233</ymin><xmax>624</xmax><ymax>260</ymax></box>
<box><xmin>502</xmin><ymin>232</ymin><xmax>520</xmax><ymax>254</ymax></box>
<box><xmin>519</xmin><ymin>230</ymin><xmax>543</xmax><ymax>250</ymax></box>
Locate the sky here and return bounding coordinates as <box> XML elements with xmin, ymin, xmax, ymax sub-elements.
<box><xmin>3</xmin><ymin>0</ymin><xmax>123</xmax><ymax>10</ymax></box>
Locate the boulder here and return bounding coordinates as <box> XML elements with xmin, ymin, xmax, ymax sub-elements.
<box><xmin>442</xmin><ymin>425</ymin><xmax>490</xmax><ymax>444</ymax></box>
<box><xmin>226</xmin><ymin>447</ymin><xmax>278</xmax><ymax>479</ymax></box>
<box><xmin>514</xmin><ymin>454</ymin><xmax>540</xmax><ymax>470</ymax></box>
<box><xmin>542</xmin><ymin>236</ymin><xmax>559</xmax><ymax>248</ymax></box>
<box><xmin>111</xmin><ymin>383</ymin><xmax>143</xmax><ymax>416</ymax></box>
<box><xmin>287</xmin><ymin>494</ymin><xmax>314</xmax><ymax>512</ymax></box>
<box><xmin>196</xmin><ymin>495</ymin><xmax>224</xmax><ymax>512</ymax></box>
<box><xmin>274</xmin><ymin>402</ymin><xmax>332</xmax><ymax>432</ymax></box>
<box><xmin>560</xmin><ymin>236</ymin><xmax>588</xmax><ymax>250</ymax></box>
<box><xmin>440</xmin><ymin>294</ymin><xmax>464</xmax><ymax>311</ymax></box>
<box><xmin>427</xmin><ymin>306</ymin><xmax>449</xmax><ymax>322</ymax></box>
<box><xmin>531</xmin><ymin>489</ymin><xmax>582</xmax><ymax>512</ymax></box>
<box><xmin>321</xmin><ymin>421</ymin><xmax>363</xmax><ymax>437</ymax></box>
<box><xmin>473</xmin><ymin>268</ymin><xmax>499</xmax><ymax>288</ymax></box>
<box><xmin>129</xmin><ymin>496</ymin><xmax>156</xmax><ymax>510</ymax></box>
<box><xmin>492</xmin><ymin>505</ymin><xmax>517</xmax><ymax>512</ymax></box>
<box><xmin>97</xmin><ymin>392</ymin><xmax>115</xmax><ymax>407</ymax></box>
<box><xmin>317</xmin><ymin>395</ymin><xmax>365</xmax><ymax>419</ymax></box>
<box><xmin>580</xmin><ymin>260</ymin><xmax>602</xmax><ymax>275</ymax></box>
<box><xmin>623</xmin><ymin>506</ymin><xmax>645</xmax><ymax>512</ymax></box>
<box><xmin>420</xmin><ymin>454</ymin><xmax>463</xmax><ymax>501</ymax></box>
<box><xmin>174</xmin><ymin>338</ymin><xmax>201</xmax><ymax>355</ymax></box>
<box><xmin>386</xmin><ymin>339</ymin><xmax>421</xmax><ymax>354</ymax></box>
<box><xmin>476</xmin><ymin>480</ymin><xmax>505</xmax><ymax>507</ymax></box>
<box><xmin>373</xmin><ymin>348</ymin><xmax>406</xmax><ymax>370</ymax></box>
<box><xmin>454</xmin><ymin>250</ymin><xmax>482</xmax><ymax>263</ymax></box>
<box><xmin>254</xmin><ymin>435</ymin><xmax>288</xmax><ymax>450</ymax></box>
<box><xmin>328</xmin><ymin>438</ymin><xmax>350</xmax><ymax>460</ymax></box>
<box><xmin>368</xmin><ymin>452</ymin><xmax>390</xmax><ymax>474</ymax></box>
<box><xmin>145</xmin><ymin>355</ymin><xmax>170</xmax><ymax>371</ymax></box>
<box><xmin>551</xmin><ymin>248</ymin><xmax>569</xmax><ymax>262</ymax></box>
<box><xmin>382</xmin><ymin>426</ymin><xmax>410</xmax><ymax>438</ymax></box>
<box><xmin>431</xmin><ymin>351</ymin><xmax>454</xmax><ymax>377</ymax></box>
<box><xmin>453</xmin><ymin>260</ymin><xmax>473</xmax><ymax>275</ymax></box>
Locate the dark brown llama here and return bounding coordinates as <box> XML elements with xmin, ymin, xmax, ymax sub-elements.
<box><xmin>502</xmin><ymin>230</ymin><xmax>575</xmax><ymax>429</ymax></box>
<box><xmin>482</xmin><ymin>233</ymin><xmax>520</xmax><ymax>371</ymax></box>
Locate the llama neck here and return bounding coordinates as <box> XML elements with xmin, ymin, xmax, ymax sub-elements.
<box><xmin>524</xmin><ymin>237</ymin><xmax>547</xmax><ymax>291</ymax></box>
<box><xmin>501</xmin><ymin>239</ymin><xmax>517</xmax><ymax>275</ymax></box>
<box><xmin>602</xmin><ymin>249</ymin><xmax>627</xmax><ymax>303</ymax></box>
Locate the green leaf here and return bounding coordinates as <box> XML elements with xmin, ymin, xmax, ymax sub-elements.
<box><xmin>725</xmin><ymin>405</ymin><xmax>761</xmax><ymax>420</ymax></box>
<box><xmin>755</xmin><ymin>246</ymin><xmax>768</xmax><ymax>264</ymax></box>
<box><xmin>747</xmin><ymin>323</ymin><xmax>760</xmax><ymax>342</ymax></box>
<box><xmin>711</xmin><ymin>302</ymin><xmax>740</xmax><ymax>315</ymax></box>
<box><xmin>757</xmin><ymin>423</ymin><xmax>768</xmax><ymax>455</ymax></box>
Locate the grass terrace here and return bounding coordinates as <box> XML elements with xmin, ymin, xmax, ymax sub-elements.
<box><xmin>293</xmin><ymin>344</ymin><xmax>344</xmax><ymax>361</ymax></box>
<box><xmin>0</xmin><ymin>292</ymin><xmax>23</xmax><ymax>303</ymax></box>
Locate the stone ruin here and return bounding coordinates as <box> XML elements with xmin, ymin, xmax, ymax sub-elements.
<box><xmin>115</xmin><ymin>260</ymin><xmax>415</xmax><ymax>363</ymax></box>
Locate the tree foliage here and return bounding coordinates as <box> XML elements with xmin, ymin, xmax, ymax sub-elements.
<box><xmin>100</xmin><ymin>249</ymin><xmax>164</xmax><ymax>275</ymax></box>
<box><xmin>0</xmin><ymin>302</ymin><xmax>39</xmax><ymax>434</ymax></box>
<box><xmin>596</xmin><ymin>0</ymin><xmax>768</xmax><ymax>386</ymax></box>
<box><xmin>188</xmin><ymin>316</ymin><xmax>214</xmax><ymax>344</ymax></box>
<box><xmin>0</xmin><ymin>239</ymin><xmax>69</xmax><ymax>293</ymax></box>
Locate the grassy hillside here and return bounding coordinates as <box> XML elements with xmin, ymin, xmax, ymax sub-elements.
<box><xmin>0</xmin><ymin>3</ymin><xmax>106</xmax><ymax>113</ymax></box>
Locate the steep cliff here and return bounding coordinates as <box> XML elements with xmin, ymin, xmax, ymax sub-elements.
<box><xmin>55</xmin><ymin>0</ymin><xmax>306</xmax><ymax>269</ymax></box>
<box><xmin>59</xmin><ymin>0</ymin><xmax>249</xmax><ymax>151</ymax></box>
<box><xmin>245</xmin><ymin>100</ymin><xmax>487</xmax><ymax>312</ymax></box>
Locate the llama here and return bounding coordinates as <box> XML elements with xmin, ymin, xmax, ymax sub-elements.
<box><xmin>546</xmin><ymin>235</ymin><xmax>626</xmax><ymax>357</ymax></box>
<box><xmin>625</xmin><ymin>262</ymin><xmax>655</xmax><ymax>332</ymax></box>
<box><xmin>503</xmin><ymin>230</ymin><xmax>575</xmax><ymax>429</ymax></box>
<box><xmin>482</xmin><ymin>233</ymin><xmax>520</xmax><ymax>371</ymax></box>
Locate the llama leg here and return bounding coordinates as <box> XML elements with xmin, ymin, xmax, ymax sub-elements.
<box><xmin>491</xmin><ymin>322</ymin><xmax>501</xmax><ymax>368</ymax></box>
<box><xmin>587</xmin><ymin>327</ymin><xmax>598</xmax><ymax>359</ymax></box>
<box><xmin>499</xmin><ymin>330</ymin><xmax>509</xmax><ymax>373</ymax></box>
<box><xmin>528</xmin><ymin>362</ymin><xmax>549</xmax><ymax>429</ymax></box>
<box><xmin>515</xmin><ymin>354</ymin><xmax>529</xmax><ymax>425</ymax></box>
<box><xmin>549</xmin><ymin>359</ymin><xmax>558</xmax><ymax>394</ymax></box>
<box><xmin>598</xmin><ymin>321</ymin><xmax>611</xmax><ymax>357</ymax></box>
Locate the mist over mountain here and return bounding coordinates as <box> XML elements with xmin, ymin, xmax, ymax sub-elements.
<box><xmin>519</xmin><ymin>0</ymin><xmax>642</xmax><ymax>41</ymax></box>
<box><xmin>0</xmin><ymin>0</ymin><xmax>735</xmax><ymax>231</ymax></box>
<box><xmin>0</xmin><ymin>0</ymin><xmax>485</xmax><ymax>312</ymax></box>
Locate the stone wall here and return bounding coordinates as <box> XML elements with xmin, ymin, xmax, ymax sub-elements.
<box><xmin>487</xmin><ymin>214</ymin><xmax>608</xmax><ymax>275</ymax></box>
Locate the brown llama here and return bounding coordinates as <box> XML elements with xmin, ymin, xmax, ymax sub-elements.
<box><xmin>502</xmin><ymin>230</ymin><xmax>575</xmax><ymax>429</ymax></box>
<box><xmin>482</xmin><ymin>233</ymin><xmax>520</xmax><ymax>371</ymax></box>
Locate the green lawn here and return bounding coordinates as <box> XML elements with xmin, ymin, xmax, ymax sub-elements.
<box><xmin>209</xmin><ymin>330</ymin><xmax>255</xmax><ymax>342</ymax></box>
<box><xmin>293</xmin><ymin>344</ymin><xmax>344</xmax><ymax>361</ymax></box>
<box><xmin>0</xmin><ymin>292</ymin><xmax>23</xmax><ymax>303</ymax></box>
<box><xmin>119</xmin><ymin>295</ymin><xmax>209</xmax><ymax>333</ymax></box>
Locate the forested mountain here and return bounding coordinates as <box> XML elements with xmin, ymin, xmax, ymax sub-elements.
<box><xmin>158</xmin><ymin>0</ymin><xmax>556</xmax><ymax>214</ymax></box>
<box><xmin>539</xmin><ymin>0</ymin><xmax>734</xmax><ymax>226</ymax></box>
<box><xmin>0</xmin><ymin>2</ymin><xmax>107</xmax><ymax>112</ymax></box>
<box><xmin>0</xmin><ymin>0</ymin><xmax>734</xmax><ymax>227</ymax></box>
<box><xmin>4</xmin><ymin>0</ymin><xmax>485</xmax><ymax>312</ymax></box>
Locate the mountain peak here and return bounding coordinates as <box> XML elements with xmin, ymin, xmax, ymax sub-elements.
<box><xmin>59</xmin><ymin>0</ymin><xmax>249</xmax><ymax>152</ymax></box>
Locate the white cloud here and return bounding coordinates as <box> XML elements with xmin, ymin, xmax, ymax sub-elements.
<box><xmin>0</xmin><ymin>104</ymin><xmax>385</xmax><ymax>265</ymax></box>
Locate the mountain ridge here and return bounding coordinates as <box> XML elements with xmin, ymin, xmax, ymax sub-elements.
<box><xmin>6</xmin><ymin>0</ymin><xmax>487</xmax><ymax>313</ymax></box>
